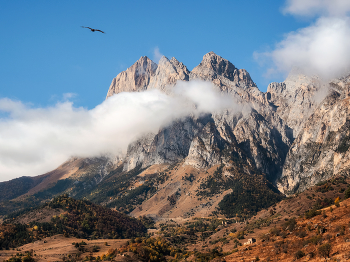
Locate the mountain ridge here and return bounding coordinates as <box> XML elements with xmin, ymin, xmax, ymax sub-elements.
<box><xmin>1</xmin><ymin>52</ymin><xmax>350</xmax><ymax>222</ymax></box>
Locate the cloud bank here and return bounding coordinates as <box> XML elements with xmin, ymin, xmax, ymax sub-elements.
<box><xmin>255</xmin><ymin>0</ymin><xmax>350</xmax><ymax>81</ymax></box>
<box><xmin>0</xmin><ymin>80</ymin><xmax>237</xmax><ymax>182</ymax></box>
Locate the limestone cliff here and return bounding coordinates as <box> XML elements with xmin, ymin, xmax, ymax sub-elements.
<box><xmin>266</xmin><ymin>70</ymin><xmax>328</xmax><ymax>138</ymax></box>
<box><xmin>277</xmin><ymin>75</ymin><xmax>350</xmax><ymax>194</ymax></box>
<box><xmin>106</xmin><ymin>56</ymin><xmax>157</xmax><ymax>98</ymax></box>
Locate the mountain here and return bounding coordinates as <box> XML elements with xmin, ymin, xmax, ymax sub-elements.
<box><xmin>1</xmin><ymin>52</ymin><xmax>350</xmax><ymax>220</ymax></box>
<box><xmin>277</xmin><ymin>76</ymin><xmax>350</xmax><ymax>194</ymax></box>
<box><xmin>107</xmin><ymin>52</ymin><xmax>293</xmax><ymax>183</ymax></box>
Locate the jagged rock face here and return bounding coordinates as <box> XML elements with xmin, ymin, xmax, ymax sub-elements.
<box><xmin>109</xmin><ymin>52</ymin><xmax>294</xmax><ymax>184</ymax></box>
<box><xmin>188</xmin><ymin>53</ymin><xmax>294</xmax><ymax>181</ymax></box>
<box><xmin>103</xmin><ymin>51</ymin><xmax>350</xmax><ymax>196</ymax></box>
<box><xmin>277</xmin><ymin>76</ymin><xmax>350</xmax><ymax>195</ymax></box>
<box><xmin>148</xmin><ymin>56</ymin><xmax>190</xmax><ymax>91</ymax></box>
<box><xmin>190</xmin><ymin>51</ymin><xmax>256</xmax><ymax>89</ymax></box>
<box><xmin>124</xmin><ymin>116</ymin><xmax>212</xmax><ymax>171</ymax></box>
<box><xmin>266</xmin><ymin>71</ymin><xmax>327</xmax><ymax>138</ymax></box>
<box><xmin>121</xmin><ymin>133</ymin><xmax>156</xmax><ymax>172</ymax></box>
<box><xmin>189</xmin><ymin>52</ymin><xmax>265</xmax><ymax>110</ymax></box>
<box><xmin>106</xmin><ymin>56</ymin><xmax>157</xmax><ymax>98</ymax></box>
<box><xmin>106</xmin><ymin>55</ymin><xmax>190</xmax><ymax>97</ymax></box>
<box><xmin>231</xmin><ymin>110</ymin><xmax>290</xmax><ymax>182</ymax></box>
<box><xmin>184</xmin><ymin>121</ymin><xmax>226</xmax><ymax>169</ymax></box>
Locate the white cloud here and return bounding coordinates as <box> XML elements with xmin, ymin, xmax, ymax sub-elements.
<box><xmin>255</xmin><ymin>17</ymin><xmax>350</xmax><ymax>80</ymax></box>
<box><xmin>283</xmin><ymin>0</ymin><xmax>350</xmax><ymax>17</ymax></box>
<box><xmin>0</xmin><ymin>80</ymin><xmax>237</xmax><ymax>182</ymax></box>
<box><xmin>63</xmin><ymin>93</ymin><xmax>77</xmax><ymax>100</ymax></box>
<box><xmin>153</xmin><ymin>46</ymin><xmax>163</xmax><ymax>64</ymax></box>
<box><xmin>255</xmin><ymin>1</ymin><xmax>350</xmax><ymax>81</ymax></box>
<box><xmin>174</xmin><ymin>80</ymin><xmax>235</xmax><ymax>113</ymax></box>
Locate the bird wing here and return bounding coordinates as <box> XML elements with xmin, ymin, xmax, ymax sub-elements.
<box><xmin>81</xmin><ymin>26</ymin><xmax>104</xmax><ymax>33</ymax></box>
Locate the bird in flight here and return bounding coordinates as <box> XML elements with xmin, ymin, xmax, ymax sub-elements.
<box><xmin>81</xmin><ymin>26</ymin><xmax>105</xmax><ymax>33</ymax></box>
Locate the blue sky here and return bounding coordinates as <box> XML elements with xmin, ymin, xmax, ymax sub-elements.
<box><xmin>2</xmin><ymin>0</ymin><xmax>350</xmax><ymax>181</ymax></box>
<box><xmin>0</xmin><ymin>0</ymin><xmax>308</xmax><ymax>109</ymax></box>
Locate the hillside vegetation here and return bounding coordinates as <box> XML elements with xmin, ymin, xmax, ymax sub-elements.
<box><xmin>0</xmin><ymin>195</ymin><xmax>147</xmax><ymax>250</ymax></box>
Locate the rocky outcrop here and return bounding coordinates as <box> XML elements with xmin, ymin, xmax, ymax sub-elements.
<box><xmin>123</xmin><ymin>116</ymin><xmax>210</xmax><ymax>171</ymax></box>
<box><xmin>277</xmin><ymin>76</ymin><xmax>350</xmax><ymax>194</ymax></box>
<box><xmin>148</xmin><ymin>56</ymin><xmax>190</xmax><ymax>91</ymax></box>
<box><xmin>184</xmin><ymin>121</ymin><xmax>226</xmax><ymax>169</ymax></box>
<box><xmin>266</xmin><ymin>71</ymin><xmax>328</xmax><ymax>138</ymax></box>
<box><xmin>189</xmin><ymin>52</ymin><xmax>263</xmax><ymax>107</ymax></box>
<box><xmin>106</xmin><ymin>56</ymin><xmax>157</xmax><ymax>98</ymax></box>
<box><xmin>190</xmin><ymin>52</ymin><xmax>256</xmax><ymax>89</ymax></box>
<box><xmin>105</xmin><ymin>52</ymin><xmax>349</xmax><ymax>195</ymax></box>
<box><xmin>187</xmin><ymin>52</ymin><xmax>293</xmax><ymax>181</ymax></box>
<box><xmin>106</xmin><ymin>52</ymin><xmax>293</xmax><ymax>184</ymax></box>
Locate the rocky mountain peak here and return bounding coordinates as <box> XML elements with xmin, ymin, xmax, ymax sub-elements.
<box><xmin>191</xmin><ymin>52</ymin><xmax>236</xmax><ymax>80</ymax></box>
<box><xmin>106</xmin><ymin>56</ymin><xmax>157</xmax><ymax>98</ymax></box>
<box><xmin>148</xmin><ymin>56</ymin><xmax>190</xmax><ymax>90</ymax></box>
<box><xmin>5</xmin><ymin>51</ymin><xmax>350</xmax><ymax>227</ymax></box>
<box><xmin>158</xmin><ymin>55</ymin><xmax>170</xmax><ymax>65</ymax></box>
<box><xmin>190</xmin><ymin>52</ymin><xmax>256</xmax><ymax>88</ymax></box>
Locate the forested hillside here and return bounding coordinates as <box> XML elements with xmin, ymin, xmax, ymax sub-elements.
<box><xmin>0</xmin><ymin>195</ymin><xmax>148</xmax><ymax>250</ymax></box>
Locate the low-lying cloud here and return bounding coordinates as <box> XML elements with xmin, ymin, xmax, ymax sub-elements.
<box><xmin>255</xmin><ymin>0</ymin><xmax>350</xmax><ymax>81</ymax></box>
<box><xmin>0</xmin><ymin>80</ymin><xmax>237</xmax><ymax>182</ymax></box>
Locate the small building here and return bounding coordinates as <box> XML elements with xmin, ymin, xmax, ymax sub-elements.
<box><xmin>244</xmin><ymin>238</ymin><xmax>256</xmax><ymax>245</ymax></box>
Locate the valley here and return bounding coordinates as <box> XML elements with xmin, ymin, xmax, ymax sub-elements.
<box><xmin>1</xmin><ymin>176</ymin><xmax>350</xmax><ymax>261</ymax></box>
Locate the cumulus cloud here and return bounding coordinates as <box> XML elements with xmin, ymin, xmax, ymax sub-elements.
<box><xmin>0</xmin><ymin>80</ymin><xmax>237</xmax><ymax>182</ymax></box>
<box><xmin>255</xmin><ymin>17</ymin><xmax>350</xmax><ymax>80</ymax></box>
<box><xmin>255</xmin><ymin>0</ymin><xmax>350</xmax><ymax>81</ymax></box>
<box><xmin>283</xmin><ymin>0</ymin><xmax>350</xmax><ymax>17</ymax></box>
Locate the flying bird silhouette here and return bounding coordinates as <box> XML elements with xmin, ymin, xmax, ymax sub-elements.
<box><xmin>81</xmin><ymin>26</ymin><xmax>105</xmax><ymax>33</ymax></box>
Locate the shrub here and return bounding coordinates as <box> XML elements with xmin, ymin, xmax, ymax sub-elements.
<box><xmin>308</xmin><ymin>251</ymin><xmax>315</xmax><ymax>259</ymax></box>
<box><xmin>334</xmin><ymin>197</ymin><xmax>340</xmax><ymax>207</ymax></box>
<box><xmin>296</xmin><ymin>230</ymin><xmax>307</xmax><ymax>238</ymax></box>
<box><xmin>345</xmin><ymin>186</ymin><xmax>350</xmax><ymax>199</ymax></box>
<box><xmin>270</xmin><ymin>227</ymin><xmax>281</xmax><ymax>236</ymax></box>
<box><xmin>295</xmin><ymin>250</ymin><xmax>305</xmax><ymax>259</ymax></box>
<box><xmin>236</xmin><ymin>231</ymin><xmax>245</xmax><ymax>240</ymax></box>
<box><xmin>284</xmin><ymin>217</ymin><xmax>297</xmax><ymax>231</ymax></box>
<box><xmin>318</xmin><ymin>243</ymin><xmax>332</xmax><ymax>258</ymax></box>
<box><xmin>22</xmin><ymin>256</ymin><xmax>35</xmax><ymax>262</ymax></box>
<box><xmin>308</xmin><ymin>235</ymin><xmax>322</xmax><ymax>245</ymax></box>
<box><xmin>305</xmin><ymin>209</ymin><xmax>321</xmax><ymax>219</ymax></box>
<box><xmin>322</xmin><ymin>210</ymin><xmax>327</xmax><ymax>218</ymax></box>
